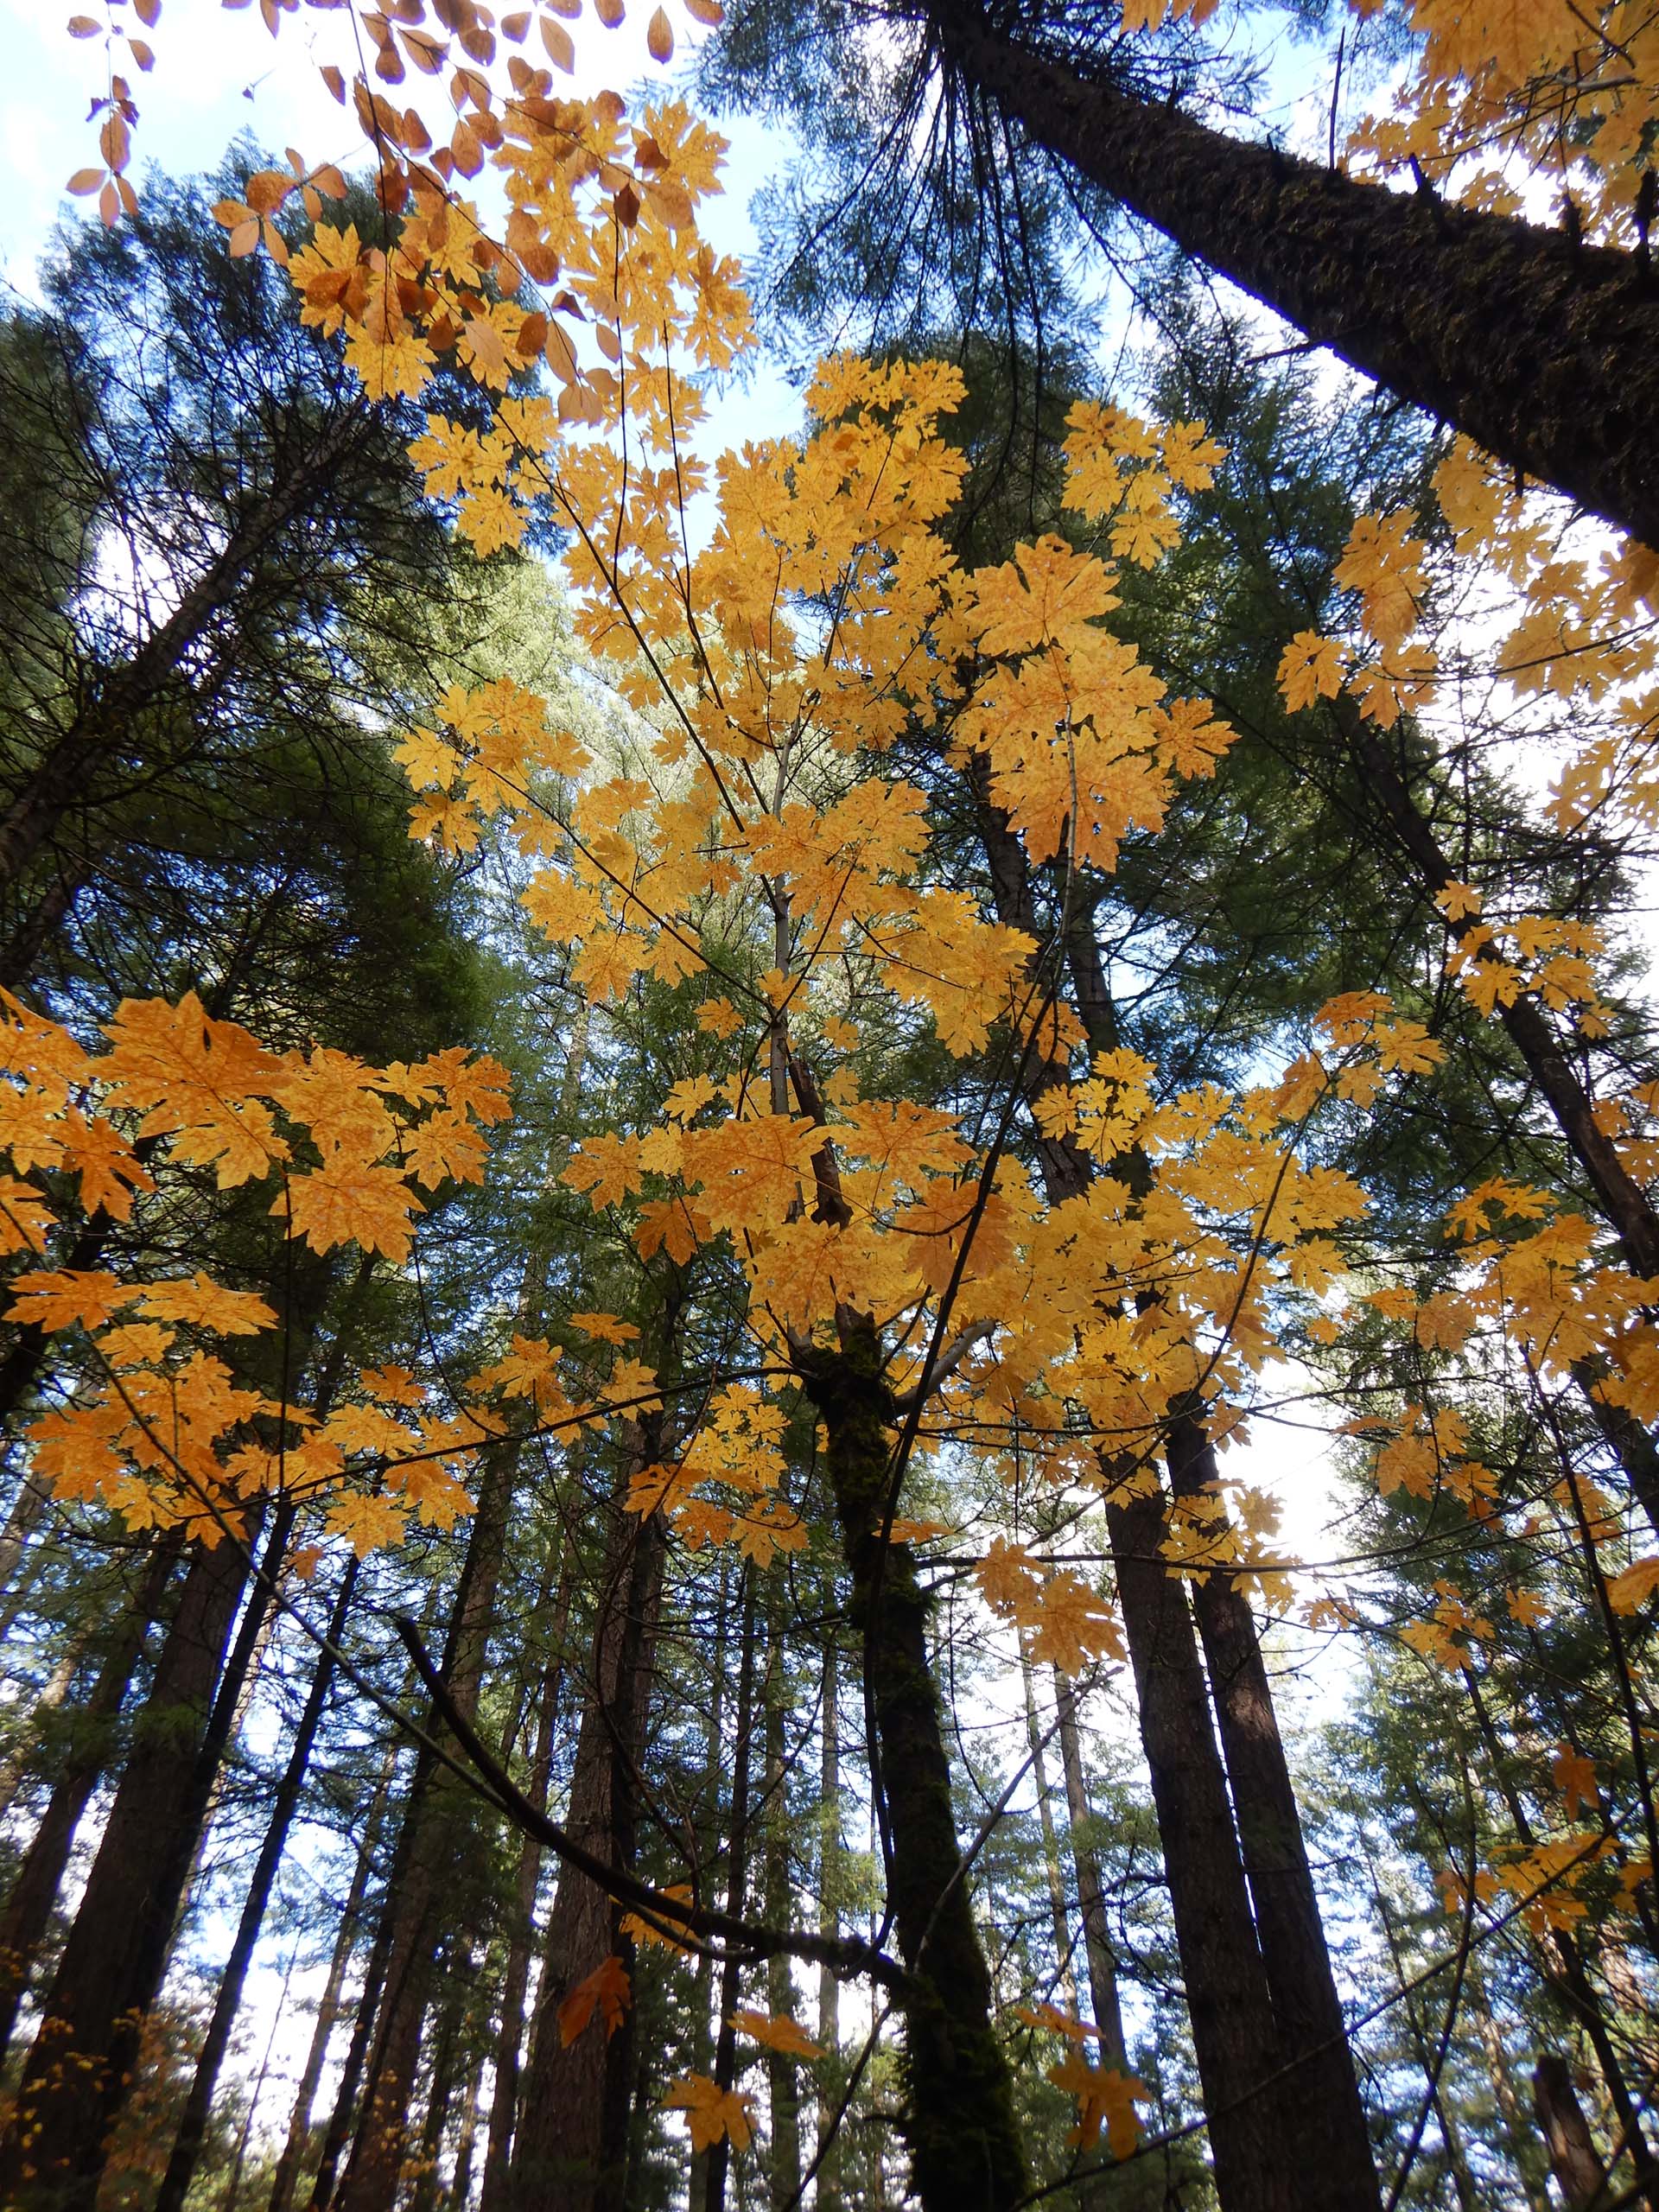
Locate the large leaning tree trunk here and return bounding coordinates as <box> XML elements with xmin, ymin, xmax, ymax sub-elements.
<box><xmin>925</xmin><ymin>1</ymin><xmax>1659</xmax><ymax>549</ymax></box>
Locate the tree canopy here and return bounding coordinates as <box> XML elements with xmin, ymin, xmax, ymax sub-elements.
<box><xmin>0</xmin><ymin>4</ymin><xmax>1656</xmax><ymax>2212</ymax></box>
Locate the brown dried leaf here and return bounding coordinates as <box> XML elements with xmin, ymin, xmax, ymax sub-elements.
<box><xmin>645</xmin><ymin>4</ymin><xmax>671</xmax><ymax>59</ymax></box>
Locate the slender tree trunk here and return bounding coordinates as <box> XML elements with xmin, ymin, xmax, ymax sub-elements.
<box><xmin>449</xmin><ymin>2052</ymin><xmax>486</xmax><ymax>2212</ymax></box>
<box><xmin>0</xmin><ymin>411</ymin><xmax>359</xmax><ymax>899</ymax></box>
<box><xmin>509</xmin><ymin>1413</ymin><xmax>674</xmax><ymax>2212</ymax></box>
<box><xmin>969</xmin><ymin>760</ymin><xmax>1296</xmax><ymax>2212</ymax></box>
<box><xmin>1454</xmin><ymin>1674</ymin><xmax>1659</xmax><ymax>2199</ymax></box>
<box><xmin>704</xmin><ymin>1571</ymin><xmax>758</xmax><ymax>2212</ymax></box>
<box><xmin>1166</xmin><ymin>1415</ymin><xmax>1379</xmax><ymax>2209</ymax></box>
<box><xmin>816</xmin><ymin>1616</ymin><xmax>843</xmax><ymax>2206</ymax></box>
<box><xmin>308</xmin><ymin>1852</ymin><xmax>398</xmax><ymax>2212</ymax></box>
<box><xmin>689</xmin><ymin>1564</ymin><xmax>732</xmax><ymax>2212</ymax></box>
<box><xmin>1052</xmin><ymin>1673</ymin><xmax>1128</xmax><ymax>2071</ymax></box>
<box><xmin>1535</xmin><ymin>2054</ymin><xmax>1611</xmax><ymax>2212</ymax></box>
<box><xmin>936</xmin><ymin>2</ymin><xmax>1659</xmax><ymax>548</ymax></box>
<box><xmin>1574</xmin><ymin>1361</ymin><xmax>1659</xmax><ymax>1542</ymax></box>
<box><xmin>0</xmin><ymin>1540</ymin><xmax>178</xmax><ymax>2060</ymax></box>
<box><xmin>410</xmin><ymin>1974</ymin><xmax>467</xmax><ymax>2212</ymax></box>
<box><xmin>479</xmin><ymin>1560</ymin><xmax>573</xmax><ymax>2212</ymax></box>
<box><xmin>0</xmin><ymin>1638</ymin><xmax>85</xmax><ymax>1827</ymax></box>
<box><xmin>1336</xmin><ymin>702</ymin><xmax>1659</xmax><ymax>1277</ymax></box>
<box><xmin>1466</xmin><ymin>1967</ymin><xmax>1553</xmax><ymax>2212</ymax></box>
<box><xmin>0</xmin><ymin>1477</ymin><xmax>48</xmax><ymax>1639</ymax></box>
<box><xmin>0</xmin><ymin>867</ymin><xmax>83</xmax><ymax>993</ymax></box>
<box><xmin>1019</xmin><ymin>1640</ymin><xmax>1078</xmax><ymax>2013</ymax></box>
<box><xmin>336</xmin><ymin>1436</ymin><xmax>522</xmax><ymax>2212</ymax></box>
<box><xmin>798</xmin><ymin>1322</ymin><xmax>1027</xmax><ymax>2212</ymax></box>
<box><xmin>762</xmin><ymin>1582</ymin><xmax>803</xmax><ymax>2212</ymax></box>
<box><xmin>267</xmin><ymin>1743</ymin><xmax>397</xmax><ymax>2212</ymax></box>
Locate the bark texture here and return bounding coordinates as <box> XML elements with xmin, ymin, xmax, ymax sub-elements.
<box><xmin>938</xmin><ymin>3</ymin><xmax>1659</xmax><ymax>549</ymax></box>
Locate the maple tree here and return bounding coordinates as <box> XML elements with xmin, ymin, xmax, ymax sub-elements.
<box><xmin>0</xmin><ymin>0</ymin><xmax>1656</xmax><ymax>2208</ymax></box>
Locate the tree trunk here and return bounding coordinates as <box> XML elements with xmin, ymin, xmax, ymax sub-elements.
<box><xmin>1166</xmin><ymin>1415</ymin><xmax>1379</xmax><ymax>2210</ymax></box>
<box><xmin>449</xmin><ymin>2052</ymin><xmax>486</xmax><ymax>2212</ymax></box>
<box><xmin>0</xmin><ymin>410</ymin><xmax>359</xmax><ymax>899</ymax></box>
<box><xmin>703</xmin><ymin>1570</ymin><xmax>758</xmax><ymax>2212</ymax></box>
<box><xmin>689</xmin><ymin>1564</ymin><xmax>733</xmax><ymax>2212</ymax></box>
<box><xmin>1017</xmin><ymin>1641</ymin><xmax>1078</xmax><ymax>2012</ymax></box>
<box><xmin>938</xmin><ymin>2</ymin><xmax>1659</xmax><ymax>548</ymax></box>
<box><xmin>0</xmin><ymin>1477</ymin><xmax>48</xmax><ymax>1642</ymax></box>
<box><xmin>267</xmin><ymin>1742</ymin><xmax>397</xmax><ymax>2212</ymax></box>
<box><xmin>1574</xmin><ymin>1361</ymin><xmax>1659</xmax><ymax>1542</ymax></box>
<box><xmin>798</xmin><ymin>1323</ymin><xmax>1027</xmax><ymax>2212</ymax></box>
<box><xmin>308</xmin><ymin>1850</ymin><xmax>398</xmax><ymax>2212</ymax></box>
<box><xmin>0</xmin><ymin>1638</ymin><xmax>86</xmax><ymax>1828</ymax></box>
<box><xmin>1535</xmin><ymin>2053</ymin><xmax>1610</xmax><ymax>2212</ymax></box>
<box><xmin>815</xmin><ymin>1616</ymin><xmax>843</xmax><ymax>2205</ymax></box>
<box><xmin>969</xmin><ymin>760</ymin><xmax>1296</xmax><ymax>2212</ymax></box>
<box><xmin>1454</xmin><ymin>1673</ymin><xmax>1659</xmax><ymax>2199</ymax></box>
<box><xmin>762</xmin><ymin>1583</ymin><xmax>803</xmax><ymax>2212</ymax></box>
<box><xmin>478</xmin><ymin>1560</ymin><xmax>573</xmax><ymax>2212</ymax></box>
<box><xmin>0</xmin><ymin>1510</ymin><xmax>270</xmax><ymax>2209</ymax></box>
<box><xmin>0</xmin><ymin>1540</ymin><xmax>178</xmax><ymax>2060</ymax></box>
<box><xmin>1336</xmin><ymin>702</ymin><xmax>1659</xmax><ymax>1277</ymax></box>
<box><xmin>1466</xmin><ymin>1967</ymin><xmax>1553</xmax><ymax>2212</ymax></box>
<box><xmin>509</xmin><ymin>1420</ymin><xmax>671</xmax><ymax>2212</ymax></box>
<box><xmin>1052</xmin><ymin>1673</ymin><xmax>1128</xmax><ymax>2070</ymax></box>
<box><xmin>336</xmin><ymin>1435</ymin><xmax>522</xmax><ymax>2212</ymax></box>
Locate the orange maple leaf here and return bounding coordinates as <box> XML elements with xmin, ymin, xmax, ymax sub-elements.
<box><xmin>558</xmin><ymin>1955</ymin><xmax>632</xmax><ymax>2046</ymax></box>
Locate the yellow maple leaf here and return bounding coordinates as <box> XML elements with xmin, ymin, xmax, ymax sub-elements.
<box><xmin>0</xmin><ymin>1176</ymin><xmax>54</xmax><ymax>1255</ymax></box>
<box><xmin>325</xmin><ymin>1491</ymin><xmax>409</xmax><ymax>1557</ymax></box>
<box><xmin>7</xmin><ymin>1268</ymin><xmax>136</xmax><ymax>1334</ymax></box>
<box><xmin>1276</xmin><ymin>630</ymin><xmax>1348</xmax><ymax>715</ymax></box>
<box><xmin>1550</xmin><ymin>1745</ymin><xmax>1598</xmax><ymax>1820</ymax></box>
<box><xmin>1047</xmin><ymin>2053</ymin><xmax>1152</xmax><ymax>2158</ymax></box>
<box><xmin>728</xmin><ymin>2009</ymin><xmax>824</xmax><ymax>2058</ymax></box>
<box><xmin>620</xmin><ymin>1883</ymin><xmax>696</xmax><ymax>1954</ymax></box>
<box><xmin>664</xmin><ymin>2074</ymin><xmax>755</xmax><ymax>2153</ymax></box>
<box><xmin>1607</xmin><ymin>1555</ymin><xmax>1659</xmax><ymax>1614</ymax></box>
<box><xmin>280</xmin><ymin>1161</ymin><xmax>424</xmax><ymax>1263</ymax></box>
<box><xmin>137</xmin><ymin>1274</ymin><xmax>279</xmax><ymax>1335</ymax></box>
